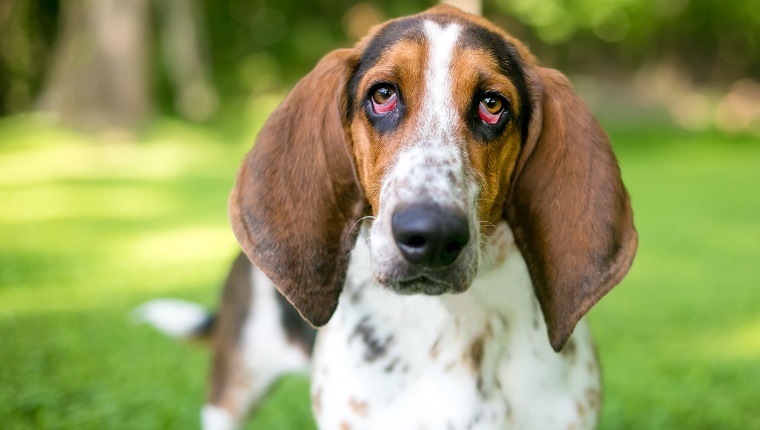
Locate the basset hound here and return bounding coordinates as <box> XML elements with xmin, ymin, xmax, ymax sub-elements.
<box><xmin>138</xmin><ymin>5</ymin><xmax>637</xmax><ymax>430</ymax></box>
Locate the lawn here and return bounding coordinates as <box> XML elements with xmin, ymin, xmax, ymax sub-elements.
<box><xmin>0</xmin><ymin>115</ymin><xmax>758</xmax><ymax>429</ymax></box>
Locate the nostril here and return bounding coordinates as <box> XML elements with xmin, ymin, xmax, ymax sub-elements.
<box><xmin>446</xmin><ymin>241</ymin><xmax>463</xmax><ymax>255</ymax></box>
<box><xmin>404</xmin><ymin>235</ymin><xmax>426</xmax><ymax>248</ymax></box>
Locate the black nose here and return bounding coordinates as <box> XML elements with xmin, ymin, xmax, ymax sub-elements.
<box><xmin>391</xmin><ymin>205</ymin><xmax>469</xmax><ymax>268</ymax></box>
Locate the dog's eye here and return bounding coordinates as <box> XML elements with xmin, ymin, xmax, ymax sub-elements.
<box><xmin>478</xmin><ymin>95</ymin><xmax>504</xmax><ymax>124</ymax></box>
<box><xmin>371</xmin><ymin>86</ymin><xmax>397</xmax><ymax>114</ymax></box>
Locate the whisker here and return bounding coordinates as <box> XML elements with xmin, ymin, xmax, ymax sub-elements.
<box><xmin>345</xmin><ymin>215</ymin><xmax>376</xmax><ymax>247</ymax></box>
<box><xmin>343</xmin><ymin>216</ymin><xmax>377</xmax><ymax>260</ymax></box>
<box><xmin>478</xmin><ymin>220</ymin><xmax>497</xmax><ymax>229</ymax></box>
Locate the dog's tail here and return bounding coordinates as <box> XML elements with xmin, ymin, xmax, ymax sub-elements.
<box><xmin>133</xmin><ymin>298</ymin><xmax>215</xmax><ymax>341</ymax></box>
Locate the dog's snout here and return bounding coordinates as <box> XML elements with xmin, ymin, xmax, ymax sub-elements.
<box><xmin>391</xmin><ymin>205</ymin><xmax>469</xmax><ymax>268</ymax></box>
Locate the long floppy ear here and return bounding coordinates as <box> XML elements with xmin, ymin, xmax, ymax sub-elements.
<box><xmin>506</xmin><ymin>67</ymin><xmax>637</xmax><ymax>352</ymax></box>
<box><xmin>229</xmin><ymin>49</ymin><xmax>366</xmax><ymax>327</ymax></box>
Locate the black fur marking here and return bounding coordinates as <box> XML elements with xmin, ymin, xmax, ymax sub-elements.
<box><xmin>274</xmin><ymin>287</ymin><xmax>317</xmax><ymax>352</ymax></box>
<box><xmin>191</xmin><ymin>313</ymin><xmax>216</xmax><ymax>338</ymax></box>
<box><xmin>350</xmin><ymin>316</ymin><xmax>394</xmax><ymax>362</ymax></box>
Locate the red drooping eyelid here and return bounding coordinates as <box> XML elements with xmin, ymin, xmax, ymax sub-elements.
<box><xmin>478</xmin><ymin>102</ymin><xmax>502</xmax><ymax>124</ymax></box>
<box><xmin>371</xmin><ymin>93</ymin><xmax>397</xmax><ymax>114</ymax></box>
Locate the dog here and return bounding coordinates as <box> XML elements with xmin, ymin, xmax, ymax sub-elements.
<box><xmin>137</xmin><ymin>5</ymin><xmax>637</xmax><ymax>429</ymax></box>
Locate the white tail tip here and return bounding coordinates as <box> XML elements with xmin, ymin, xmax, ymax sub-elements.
<box><xmin>133</xmin><ymin>298</ymin><xmax>211</xmax><ymax>339</ymax></box>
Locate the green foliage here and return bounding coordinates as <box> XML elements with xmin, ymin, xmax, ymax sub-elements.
<box><xmin>1</xmin><ymin>0</ymin><xmax>757</xmax><ymax>119</ymax></box>
<box><xmin>199</xmin><ymin>0</ymin><xmax>436</xmax><ymax>111</ymax></box>
<box><xmin>1</xmin><ymin>116</ymin><xmax>759</xmax><ymax>428</ymax></box>
<box><xmin>487</xmin><ymin>0</ymin><xmax>759</xmax><ymax>81</ymax></box>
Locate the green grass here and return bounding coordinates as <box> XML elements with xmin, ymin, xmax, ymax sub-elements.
<box><xmin>1</xmin><ymin>115</ymin><xmax>758</xmax><ymax>429</ymax></box>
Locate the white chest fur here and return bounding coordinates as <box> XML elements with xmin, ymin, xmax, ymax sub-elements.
<box><xmin>311</xmin><ymin>225</ymin><xmax>602</xmax><ymax>430</ymax></box>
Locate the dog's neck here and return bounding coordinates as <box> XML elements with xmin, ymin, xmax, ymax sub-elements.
<box><xmin>332</xmin><ymin>221</ymin><xmax>554</xmax><ymax>378</ymax></box>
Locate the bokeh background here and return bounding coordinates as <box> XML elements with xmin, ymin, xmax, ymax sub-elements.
<box><xmin>1</xmin><ymin>0</ymin><xmax>758</xmax><ymax>428</ymax></box>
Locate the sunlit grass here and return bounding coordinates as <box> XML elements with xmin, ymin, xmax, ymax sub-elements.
<box><xmin>592</xmin><ymin>127</ymin><xmax>760</xmax><ymax>429</ymax></box>
<box><xmin>0</xmin><ymin>116</ymin><xmax>758</xmax><ymax>429</ymax></box>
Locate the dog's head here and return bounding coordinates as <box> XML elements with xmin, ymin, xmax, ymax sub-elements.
<box><xmin>229</xmin><ymin>5</ymin><xmax>637</xmax><ymax>351</ymax></box>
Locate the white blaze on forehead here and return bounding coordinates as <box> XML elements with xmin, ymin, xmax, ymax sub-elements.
<box><xmin>421</xmin><ymin>20</ymin><xmax>461</xmax><ymax>139</ymax></box>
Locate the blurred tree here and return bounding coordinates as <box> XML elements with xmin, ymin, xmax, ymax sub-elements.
<box><xmin>1</xmin><ymin>0</ymin><xmax>758</xmax><ymax>131</ymax></box>
<box><xmin>38</xmin><ymin>0</ymin><xmax>150</xmax><ymax>130</ymax></box>
<box><xmin>156</xmin><ymin>0</ymin><xmax>218</xmax><ymax>122</ymax></box>
<box><xmin>487</xmin><ymin>0</ymin><xmax>760</xmax><ymax>83</ymax></box>
<box><xmin>0</xmin><ymin>0</ymin><xmax>58</xmax><ymax>116</ymax></box>
<box><xmin>35</xmin><ymin>0</ymin><xmax>217</xmax><ymax>131</ymax></box>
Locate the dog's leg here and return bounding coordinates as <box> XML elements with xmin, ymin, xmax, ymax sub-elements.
<box><xmin>202</xmin><ymin>253</ymin><xmax>315</xmax><ymax>430</ymax></box>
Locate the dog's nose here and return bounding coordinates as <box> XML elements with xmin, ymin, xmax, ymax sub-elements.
<box><xmin>391</xmin><ymin>205</ymin><xmax>469</xmax><ymax>267</ymax></box>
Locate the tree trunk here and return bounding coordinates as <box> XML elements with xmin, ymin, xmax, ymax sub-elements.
<box><xmin>38</xmin><ymin>0</ymin><xmax>149</xmax><ymax>130</ymax></box>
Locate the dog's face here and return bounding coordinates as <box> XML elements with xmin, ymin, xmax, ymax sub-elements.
<box><xmin>347</xmin><ymin>15</ymin><xmax>530</xmax><ymax>296</ymax></box>
<box><xmin>229</xmin><ymin>6</ymin><xmax>637</xmax><ymax>351</ymax></box>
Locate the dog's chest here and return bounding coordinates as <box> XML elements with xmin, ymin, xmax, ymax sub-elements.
<box><xmin>310</xmin><ymin>234</ymin><xmax>602</xmax><ymax>430</ymax></box>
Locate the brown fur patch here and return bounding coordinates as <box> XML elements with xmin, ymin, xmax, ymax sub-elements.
<box><xmin>348</xmin><ymin>397</ymin><xmax>369</xmax><ymax>417</ymax></box>
<box><xmin>208</xmin><ymin>253</ymin><xmax>253</xmax><ymax>414</ymax></box>
<box><xmin>467</xmin><ymin>336</ymin><xmax>485</xmax><ymax>371</ymax></box>
<box><xmin>312</xmin><ymin>387</ymin><xmax>322</xmax><ymax>417</ymax></box>
<box><xmin>561</xmin><ymin>337</ymin><xmax>577</xmax><ymax>363</ymax></box>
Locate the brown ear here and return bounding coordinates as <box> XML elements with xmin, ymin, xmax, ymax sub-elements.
<box><xmin>506</xmin><ymin>67</ymin><xmax>637</xmax><ymax>351</ymax></box>
<box><xmin>229</xmin><ymin>49</ymin><xmax>366</xmax><ymax>327</ymax></box>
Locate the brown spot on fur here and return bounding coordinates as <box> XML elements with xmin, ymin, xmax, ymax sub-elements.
<box><xmin>467</xmin><ymin>336</ymin><xmax>485</xmax><ymax>371</ymax></box>
<box><xmin>586</xmin><ymin>388</ymin><xmax>601</xmax><ymax>410</ymax></box>
<box><xmin>312</xmin><ymin>388</ymin><xmax>322</xmax><ymax>416</ymax></box>
<box><xmin>348</xmin><ymin>398</ymin><xmax>368</xmax><ymax>417</ymax></box>
<box><xmin>561</xmin><ymin>338</ymin><xmax>577</xmax><ymax>363</ymax></box>
<box><xmin>429</xmin><ymin>336</ymin><xmax>442</xmax><ymax>360</ymax></box>
<box><xmin>576</xmin><ymin>400</ymin><xmax>586</xmax><ymax>417</ymax></box>
<box><xmin>340</xmin><ymin>422</ymin><xmax>351</xmax><ymax>430</ymax></box>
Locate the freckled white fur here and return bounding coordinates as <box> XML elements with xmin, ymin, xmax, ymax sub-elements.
<box><xmin>312</xmin><ymin>224</ymin><xmax>600</xmax><ymax>430</ymax></box>
<box><xmin>133</xmin><ymin>298</ymin><xmax>210</xmax><ymax>338</ymax></box>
